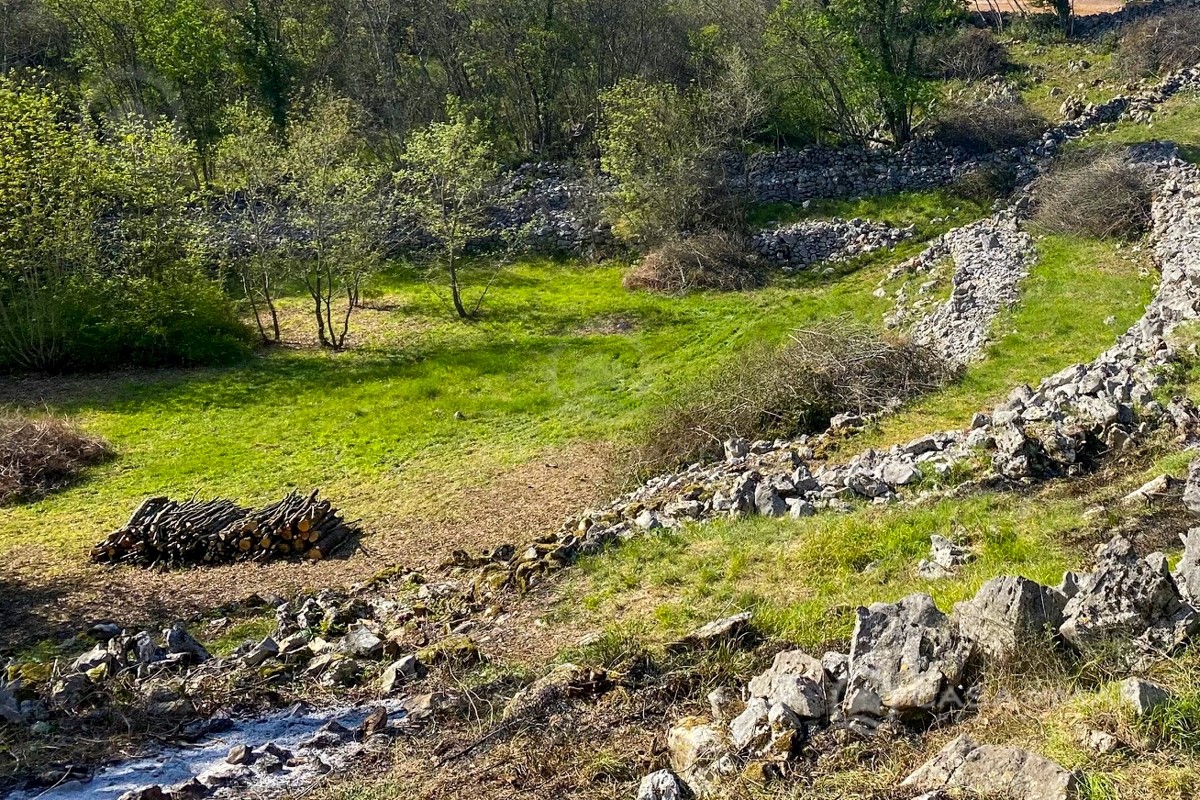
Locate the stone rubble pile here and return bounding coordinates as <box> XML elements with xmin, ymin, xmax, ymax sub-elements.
<box><xmin>1</xmin><ymin>580</ymin><xmax>480</xmax><ymax>797</ymax></box>
<box><xmin>887</xmin><ymin>213</ymin><xmax>1035</xmax><ymax>365</ymax></box>
<box><xmin>752</xmin><ymin>218</ymin><xmax>915</xmax><ymax>272</ymax></box>
<box><xmin>739</xmin><ymin>65</ymin><xmax>1200</xmax><ymax>208</ymax></box>
<box><xmin>650</xmin><ymin>529</ymin><xmax>1200</xmax><ymax>798</ymax></box>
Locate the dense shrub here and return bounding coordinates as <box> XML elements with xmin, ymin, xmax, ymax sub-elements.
<box><xmin>0</xmin><ymin>77</ymin><xmax>252</xmax><ymax>372</ymax></box>
<box><xmin>1033</xmin><ymin>154</ymin><xmax>1152</xmax><ymax>239</ymax></box>
<box><xmin>624</xmin><ymin>233</ymin><xmax>763</xmax><ymax>294</ymax></box>
<box><xmin>0</xmin><ymin>414</ymin><xmax>112</xmax><ymax>505</ymax></box>
<box><xmin>922</xmin><ymin>27</ymin><xmax>1006</xmax><ymax>81</ymax></box>
<box><xmin>930</xmin><ymin>97</ymin><xmax>1047</xmax><ymax>155</ymax></box>
<box><xmin>629</xmin><ymin>322</ymin><xmax>953</xmax><ymax>475</ymax></box>
<box><xmin>952</xmin><ymin>163</ymin><xmax>1020</xmax><ymax>204</ymax></box>
<box><xmin>1118</xmin><ymin>10</ymin><xmax>1200</xmax><ymax>79</ymax></box>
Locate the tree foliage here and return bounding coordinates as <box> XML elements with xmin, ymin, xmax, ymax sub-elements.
<box><xmin>0</xmin><ymin>75</ymin><xmax>250</xmax><ymax>371</ymax></box>
<box><xmin>283</xmin><ymin>92</ymin><xmax>387</xmax><ymax>348</ymax></box>
<box><xmin>766</xmin><ymin>0</ymin><xmax>963</xmax><ymax>146</ymax></box>
<box><xmin>397</xmin><ymin>99</ymin><xmax>499</xmax><ymax>319</ymax></box>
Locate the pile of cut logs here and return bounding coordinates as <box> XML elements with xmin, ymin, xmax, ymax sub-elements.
<box><xmin>90</xmin><ymin>490</ymin><xmax>358</xmax><ymax>569</ymax></box>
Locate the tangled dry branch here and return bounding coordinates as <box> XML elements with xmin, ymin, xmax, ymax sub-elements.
<box><xmin>0</xmin><ymin>413</ymin><xmax>112</xmax><ymax>505</ymax></box>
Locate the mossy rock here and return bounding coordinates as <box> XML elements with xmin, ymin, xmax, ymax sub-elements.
<box><xmin>418</xmin><ymin>635</ymin><xmax>483</xmax><ymax>668</ymax></box>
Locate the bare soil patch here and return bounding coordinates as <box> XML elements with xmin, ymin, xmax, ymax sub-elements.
<box><xmin>0</xmin><ymin>442</ymin><xmax>614</xmax><ymax>654</ymax></box>
<box><xmin>971</xmin><ymin>0</ymin><xmax>1123</xmax><ymax>12</ymax></box>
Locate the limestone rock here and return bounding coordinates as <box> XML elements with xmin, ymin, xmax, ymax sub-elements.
<box><xmin>636</xmin><ymin>770</ymin><xmax>683</xmax><ymax>800</ymax></box>
<box><xmin>954</xmin><ymin>576</ymin><xmax>1066</xmax><ymax>661</ymax></box>
<box><xmin>1183</xmin><ymin>457</ymin><xmax>1200</xmax><ymax>513</ymax></box>
<box><xmin>843</xmin><ymin>594</ymin><xmax>969</xmax><ymax>719</ymax></box>
<box><xmin>672</xmin><ymin>612</ymin><xmax>753</xmax><ymax>651</ymax></box>
<box><xmin>902</xmin><ymin>735</ymin><xmax>1078</xmax><ymax>800</ymax></box>
<box><xmin>746</xmin><ymin>649</ymin><xmax>827</xmax><ymax>719</ymax></box>
<box><xmin>1059</xmin><ymin>536</ymin><xmax>1197</xmax><ymax>656</ymax></box>
<box><xmin>242</xmin><ymin>637</ymin><xmax>279</xmax><ymax>668</ymax></box>
<box><xmin>380</xmin><ymin>654</ymin><xmax>425</xmax><ymax>694</ymax></box>
<box><xmin>1173</xmin><ymin>528</ymin><xmax>1200</xmax><ymax>603</ymax></box>
<box><xmin>164</xmin><ymin>624</ymin><xmax>210</xmax><ymax>664</ymax></box>
<box><xmin>1119</xmin><ymin>677</ymin><xmax>1171</xmax><ymax>717</ymax></box>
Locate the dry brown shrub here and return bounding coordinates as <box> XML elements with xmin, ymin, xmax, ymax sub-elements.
<box><xmin>922</xmin><ymin>27</ymin><xmax>1006</xmax><ymax>81</ymax></box>
<box><xmin>624</xmin><ymin>232</ymin><xmax>762</xmax><ymax>294</ymax></box>
<box><xmin>629</xmin><ymin>322</ymin><xmax>954</xmax><ymax>476</ymax></box>
<box><xmin>930</xmin><ymin>97</ymin><xmax>1047</xmax><ymax>155</ymax></box>
<box><xmin>1118</xmin><ymin>9</ymin><xmax>1200</xmax><ymax>79</ymax></box>
<box><xmin>1033</xmin><ymin>153</ymin><xmax>1153</xmax><ymax>240</ymax></box>
<box><xmin>0</xmin><ymin>413</ymin><xmax>112</xmax><ymax>505</ymax></box>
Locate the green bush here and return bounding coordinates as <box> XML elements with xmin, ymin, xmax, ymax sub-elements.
<box><xmin>0</xmin><ymin>77</ymin><xmax>252</xmax><ymax>373</ymax></box>
<box><xmin>55</xmin><ymin>275</ymin><xmax>253</xmax><ymax>370</ymax></box>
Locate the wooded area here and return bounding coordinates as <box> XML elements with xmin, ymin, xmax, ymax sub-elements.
<box><xmin>0</xmin><ymin>0</ymin><xmax>1121</xmax><ymax>371</ymax></box>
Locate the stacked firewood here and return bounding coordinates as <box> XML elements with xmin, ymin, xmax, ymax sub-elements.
<box><xmin>90</xmin><ymin>490</ymin><xmax>358</xmax><ymax>569</ymax></box>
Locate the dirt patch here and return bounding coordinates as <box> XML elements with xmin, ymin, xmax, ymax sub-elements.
<box><xmin>575</xmin><ymin>314</ymin><xmax>638</xmax><ymax>337</ymax></box>
<box><xmin>0</xmin><ymin>442</ymin><xmax>615</xmax><ymax>655</ymax></box>
<box><xmin>971</xmin><ymin>0</ymin><xmax>1124</xmax><ymax>13</ymax></box>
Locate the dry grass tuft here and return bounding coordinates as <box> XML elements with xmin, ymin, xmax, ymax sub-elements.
<box><xmin>0</xmin><ymin>413</ymin><xmax>112</xmax><ymax>505</ymax></box>
<box><xmin>630</xmin><ymin>322</ymin><xmax>954</xmax><ymax>476</ymax></box>
<box><xmin>1033</xmin><ymin>153</ymin><xmax>1153</xmax><ymax>240</ymax></box>
<box><xmin>922</xmin><ymin>27</ymin><xmax>1006</xmax><ymax>82</ymax></box>
<box><xmin>624</xmin><ymin>232</ymin><xmax>762</xmax><ymax>295</ymax></box>
<box><xmin>930</xmin><ymin>97</ymin><xmax>1047</xmax><ymax>155</ymax></box>
<box><xmin>1118</xmin><ymin>9</ymin><xmax>1200</xmax><ymax>79</ymax></box>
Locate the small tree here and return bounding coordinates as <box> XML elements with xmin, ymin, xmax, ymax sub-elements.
<box><xmin>283</xmin><ymin>92</ymin><xmax>386</xmax><ymax>349</ymax></box>
<box><xmin>397</xmin><ymin>100</ymin><xmax>499</xmax><ymax>320</ymax></box>
<box><xmin>213</xmin><ymin>101</ymin><xmax>288</xmax><ymax>345</ymax></box>
<box><xmin>598</xmin><ymin>61</ymin><xmax>761</xmax><ymax>246</ymax></box>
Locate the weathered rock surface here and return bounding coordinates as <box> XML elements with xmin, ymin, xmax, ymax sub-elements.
<box><xmin>843</xmin><ymin>594</ymin><xmax>970</xmax><ymax>719</ymax></box>
<box><xmin>901</xmin><ymin>735</ymin><xmax>1078</xmax><ymax>800</ymax></box>
<box><xmin>954</xmin><ymin>576</ymin><xmax>1066</xmax><ymax>661</ymax></box>
<box><xmin>1058</xmin><ymin>536</ymin><xmax>1198</xmax><ymax>660</ymax></box>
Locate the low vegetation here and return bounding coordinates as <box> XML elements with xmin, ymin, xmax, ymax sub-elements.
<box><xmin>630</xmin><ymin>322</ymin><xmax>953</xmax><ymax>476</ymax></box>
<box><xmin>930</xmin><ymin>96</ymin><xmax>1048</xmax><ymax>155</ymax></box>
<box><xmin>1117</xmin><ymin>7</ymin><xmax>1200</xmax><ymax>79</ymax></box>
<box><xmin>623</xmin><ymin>233</ymin><xmax>762</xmax><ymax>294</ymax></box>
<box><xmin>1034</xmin><ymin>153</ymin><xmax>1154</xmax><ymax>239</ymax></box>
<box><xmin>0</xmin><ymin>413</ymin><xmax>111</xmax><ymax>505</ymax></box>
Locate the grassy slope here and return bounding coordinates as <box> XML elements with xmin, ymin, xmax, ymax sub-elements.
<box><xmin>0</xmin><ymin>191</ymin><xmax>992</xmax><ymax>561</ymax></box>
<box><xmin>556</xmin><ymin>229</ymin><xmax>1155</xmax><ymax>642</ymax></box>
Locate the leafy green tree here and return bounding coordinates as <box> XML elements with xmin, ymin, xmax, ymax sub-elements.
<box><xmin>283</xmin><ymin>92</ymin><xmax>387</xmax><ymax>348</ymax></box>
<box><xmin>48</xmin><ymin>0</ymin><xmax>232</xmax><ymax>178</ymax></box>
<box><xmin>767</xmin><ymin>0</ymin><xmax>962</xmax><ymax>146</ymax></box>
<box><xmin>598</xmin><ymin>67</ymin><xmax>759</xmax><ymax>245</ymax></box>
<box><xmin>0</xmin><ymin>77</ymin><xmax>97</xmax><ymax>369</ymax></box>
<box><xmin>0</xmin><ymin>75</ymin><xmax>249</xmax><ymax>371</ymax></box>
<box><xmin>214</xmin><ymin>101</ymin><xmax>288</xmax><ymax>344</ymax></box>
<box><xmin>397</xmin><ymin>100</ymin><xmax>499</xmax><ymax>319</ymax></box>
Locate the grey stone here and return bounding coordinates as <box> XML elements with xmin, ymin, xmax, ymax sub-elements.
<box><xmin>164</xmin><ymin>623</ymin><xmax>211</xmax><ymax>664</ymax></box>
<box><xmin>1184</xmin><ymin>457</ymin><xmax>1200</xmax><ymax>513</ymax></box>
<box><xmin>953</xmin><ymin>576</ymin><xmax>1067</xmax><ymax>661</ymax></box>
<box><xmin>340</xmin><ymin>625</ymin><xmax>383</xmax><ymax>659</ymax></box>
<box><xmin>242</xmin><ymin>637</ymin><xmax>279</xmax><ymax>668</ymax></box>
<box><xmin>1119</xmin><ymin>677</ymin><xmax>1171</xmax><ymax>717</ymax></box>
<box><xmin>746</xmin><ymin>649</ymin><xmax>828</xmax><ymax>719</ymax></box>
<box><xmin>1173</xmin><ymin>528</ymin><xmax>1200</xmax><ymax>603</ymax></box>
<box><xmin>636</xmin><ymin>770</ymin><xmax>683</xmax><ymax>800</ymax></box>
<box><xmin>754</xmin><ymin>483</ymin><xmax>787</xmax><ymax>517</ymax></box>
<box><xmin>1059</xmin><ymin>536</ymin><xmax>1197</xmax><ymax>654</ymax></box>
<box><xmin>729</xmin><ymin>697</ymin><xmax>771</xmax><ymax>752</ymax></box>
<box><xmin>901</xmin><ymin>735</ymin><xmax>1078</xmax><ymax>800</ymax></box>
<box><xmin>843</xmin><ymin>594</ymin><xmax>969</xmax><ymax>718</ymax></box>
<box><xmin>380</xmin><ymin>655</ymin><xmax>424</xmax><ymax>694</ymax></box>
